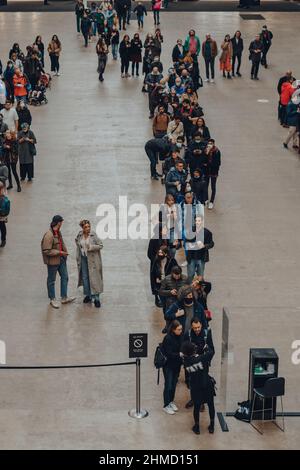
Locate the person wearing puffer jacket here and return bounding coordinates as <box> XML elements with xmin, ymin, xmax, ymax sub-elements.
<box><xmin>165</xmin><ymin>158</ymin><xmax>187</xmax><ymax>202</ymax></box>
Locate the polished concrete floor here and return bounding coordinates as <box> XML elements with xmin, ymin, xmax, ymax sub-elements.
<box><xmin>0</xmin><ymin>12</ymin><xmax>300</xmax><ymax>449</ymax></box>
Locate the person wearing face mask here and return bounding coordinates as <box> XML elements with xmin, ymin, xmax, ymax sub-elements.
<box><xmin>191</xmin><ymin>168</ymin><xmax>207</xmax><ymax>205</ymax></box>
<box><xmin>150</xmin><ymin>246</ymin><xmax>178</xmax><ymax>308</ymax></box>
<box><xmin>184</xmin><ymin>133</ymin><xmax>206</xmax><ymax>170</ymax></box>
<box><xmin>119</xmin><ymin>34</ymin><xmax>131</xmax><ymax>78</ymax></box>
<box><xmin>184</xmin><ymin>30</ymin><xmax>201</xmax><ymax>58</ymax></box>
<box><xmin>172</xmin><ymin>39</ymin><xmax>184</xmax><ymax>64</ymax></box>
<box><xmin>283</xmin><ymin>95</ymin><xmax>300</xmax><ymax>150</ymax></box>
<box><xmin>130</xmin><ymin>33</ymin><xmax>142</xmax><ymax>77</ymax></box>
<box><xmin>153</xmin><ymin>28</ymin><xmax>163</xmax><ymax>58</ymax></box>
<box><xmin>165</xmin><ymin>158</ymin><xmax>188</xmax><ymax>202</ymax></box>
<box><xmin>204</xmin><ymin>139</ymin><xmax>221</xmax><ymax>210</ymax></box>
<box><xmin>18</xmin><ymin>122</ymin><xmax>37</xmax><ymax>182</ymax></box>
<box><xmin>165</xmin><ymin>285</ymin><xmax>207</xmax><ymax>334</ymax></box>
<box><xmin>75</xmin><ymin>219</ymin><xmax>103</xmax><ymax>308</ymax></box>
<box><xmin>145</xmin><ymin>66</ymin><xmax>163</xmax><ymax>118</ymax></box>
<box><xmin>172</xmin><ymin>77</ymin><xmax>185</xmax><ymax>98</ymax></box>
<box><xmin>16</xmin><ymin>101</ymin><xmax>32</xmax><ymax>128</ymax></box>
<box><xmin>3</xmin><ymin>130</ymin><xmax>21</xmax><ymax>192</ymax></box>
<box><xmin>260</xmin><ymin>25</ymin><xmax>273</xmax><ymax>69</ymax></box>
<box><xmin>202</xmin><ymin>34</ymin><xmax>218</xmax><ymax>83</ymax></box>
<box><xmin>220</xmin><ymin>34</ymin><xmax>233</xmax><ymax>79</ymax></box>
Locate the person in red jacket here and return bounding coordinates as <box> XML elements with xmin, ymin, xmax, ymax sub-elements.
<box><xmin>280</xmin><ymin>77</ymin><xmax>295</xmax><ymax>126</ymax></box>
<box><xmin>13</xmin><ymin>68</ymin><xmax>28</xmax><ymax>103</ymax></box>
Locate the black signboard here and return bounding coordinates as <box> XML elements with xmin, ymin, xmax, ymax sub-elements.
<box><xmin>129</xmin><ymin>334</ymin><xmax>148</xmax><ymax>358</ymax></box>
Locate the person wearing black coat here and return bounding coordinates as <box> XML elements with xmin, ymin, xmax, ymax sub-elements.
<box><xmin>182</xmin><ymin>338</ymin><xmax>215</xmax><ymax>434</ymax></box>
<box><xmin>23</xmin><ymin>51</ymin><xmax>43</xmax><ymax>90</ymax></box>
<box><xmin>249</xmin><ymin>35</ymin><xmax>263</xmax><ymax>80</ymax></box>
<box><xmin>150</xmin><ymin>246</ymin><xmax>178</xmax><ymax>307</ymax></box>
<box><xmin>190</xmin><ymin>168</ymin><xmax>207</xmax><ymax>204</ymax></box>
<box><xmin>145</xmin><ymin>137</ymin><xmax>172</xmax><ymax>179</ymax></box>
<box><xmin>81</xmin><ymin>13</ymin><xmax>92</xmax><ymax>47</ymax></box>
<box><xmin>260</xmin><ymin>25</ymin><xmax>273</xmax><ymax>68</ymax></box>
<box><xmin>172</xmin><ymin>39</ymin><xmax>184</xmax><ymax>64</ymax></box>
<box><xmin>161</xmin><ymin>320</ymin><xmax>183</xmax><ymax>414</ymax></box>
<box><xmin>16</xmin><ymin>101</ymin><xmax>32</xmax><ymax>127</ymax></box>
<box><xmin>203</xmin><ymin>139</ymin><xmax>221</xmax><ymax>209</ymax></box>
<box><xmin>231</xmin><ymin>31</ymin><xmax>243</xmax><ymax>77</ymax></box>
<box><xmin>115</xmin><ymin>0</ymin><xmax>129</xmax><ymax>31</ymax></box>
<box><xmin>185</xmin><ymin>215</ymin><xmax>214</xmax><ymax>283</ymax></box>
<box><xmin>130</xmin><ymin>34</ymin><xmax>142</xmax><ymax>77</ymax></box>
<box><xmin>119</xmin><ymin>34</ymin><xmax>131</xmax><ymax>77</ymax></box>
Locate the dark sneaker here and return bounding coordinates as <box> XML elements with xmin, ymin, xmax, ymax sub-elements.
<box><xmin>94</xmin><ymin>299</ymin><xmax>101</xmax><ymax>308</ymax></box>
<box><xmin>83</xmin><ymin>296</ymin><xmax>92</xmax><ymax>303</ymax></box>
<box><xmin>208</xmin><ymin>422</ymin><xmax>215</xmax><ymax>434</ymax></box>
<box><xmin>192</xmin><ymin>424</ymin><xmax>200</xmax><ymax>435</ymax></box>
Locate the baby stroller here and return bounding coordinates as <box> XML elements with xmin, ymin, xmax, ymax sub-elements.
<box><xmin>29</xmin><ymin>83</ymin><xmax>48</xmax><ymax>106</ymax></box>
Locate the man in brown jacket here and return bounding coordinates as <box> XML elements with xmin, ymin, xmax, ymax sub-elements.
<box><xmin>153</xmin><ymin>105</ymin><xmax>170</xmax><ymax>138</ymax></box>
<box><xmin>41</xmin><ymin>215</ymin><xmax>75</xmax><ymax>309</ymax></box>
<box><xmin>202</xmin><ymin>34</ymin><xmax>218</xmax><ymax>83</ymax></box>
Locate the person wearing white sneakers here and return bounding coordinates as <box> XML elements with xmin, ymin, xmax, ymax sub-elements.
<box><xmin>203</xmin><ymin>139</ymin><xmax>221</xmax><ymax>210</ymax></box>
<box><xmin>47</xmin><ymin>35</ymin><xmax>61</xmax><ymax>77</ymax></box>
<box><xmin>161</xmin><ymin>320</ymin><xmax>183</xmax><ymax>415</ymax></box>
<box><xmin>41</xmin><ymin>215</ymin><xmax>75</xmax><ymax>309</ymax></box>
<box><xmin>201</xmin><ymin>34</ymin><xmax>218</xmax><ymax>84</ymax></box>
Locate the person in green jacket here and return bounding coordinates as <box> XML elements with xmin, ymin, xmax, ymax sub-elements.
<box><xmin>184</xmin><ymin>30</ymin><xmax>201</xmax><ymax>57</ymax></box>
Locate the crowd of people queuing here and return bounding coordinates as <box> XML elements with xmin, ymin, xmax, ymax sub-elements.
<box><xmin>0</xmin><ymin>34</ymin><xmax>62</xmax><ymax>247</ymax></box>
<box><xmin>1</xmin><ymin>0</ymin><xmax>300</xmax><ymax>436</ymax></box>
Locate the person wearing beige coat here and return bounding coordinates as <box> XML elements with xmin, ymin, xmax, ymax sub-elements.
<box><xmin>75</xmin><ymin>220</ymin><xmax>103</xmax><ymax>308</ymax></box>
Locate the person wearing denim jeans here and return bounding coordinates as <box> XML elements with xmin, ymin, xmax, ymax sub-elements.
<box><xmin>111</xmin><ymin>27</ymin><xmax>119</xmax><ymax>60</ymax></box>
<box><xmin>42</xmin><ymin>215</ymin><xmax>75</xmax><ymax>309</ymax></box>
<box><xmin>185</xmin><ymin>215</ymin><xmax>214</xmax><ymax>283</ymax></box>
<box><xmin>161</xmin><ymin>320</ymin><xmax>183</xmax><ymax>414</ymax></box>
<box><xmin>75</xmin><ymin>219</ymin><xmax>103</xmax><ymax>308</ymax></box>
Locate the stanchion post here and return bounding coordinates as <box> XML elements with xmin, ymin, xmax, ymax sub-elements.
<box><xmin>128</xmin><ymin>358</ymin><xmax>148</xmax><ymax>419</ymax></box>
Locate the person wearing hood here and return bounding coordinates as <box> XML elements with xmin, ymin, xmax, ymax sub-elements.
<box><xmin>75</xmin><ymin>219</ymin><xmax>103</xmax><ymax>308</ymax></box>
<box><xmin>181</xmin><ymin>337</ymin><xmax>215</xmax><ymax>434</ymax></box>
<box><xmin>16</xmin><ymin>100</ymin><xmax>32</xmax><ymax>127</ymax></box>
<box><xmin>150</xmin><ymin>246</ymin><xmax>178</xmax><ymax>308</ymax></box>
<box><xmin>18</xmin><ymin>122</ymin><xmax>37</xmax><ymax>182</ymax></box>
<box><xmin>165</xmin><ymin>158</ymin><xmax>187</xmax><ymax>202</ymax></box>
<box><xmin>165</xmin><ymin>285</ymin><xmax>207</xmax><ymax>333</ymax></box>
<box><xmin>185</xmin><ymin>214</ymin><xmax>214</xmax><ymax>283</ymax></box>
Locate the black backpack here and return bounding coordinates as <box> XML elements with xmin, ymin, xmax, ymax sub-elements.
<box><xmin>154</xmin><ymin>343</ymin><xmax>167</xmax><ymax>385</ymax></box>
<box><xmin>234</xmin><ymin>400</ymin><xmax>252</xmax><ymax>423</ymax></box>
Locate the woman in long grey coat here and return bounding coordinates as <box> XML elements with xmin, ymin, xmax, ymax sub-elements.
<box><xmin>75</xmin><ymin>219</ymin><xmax>103</xmax><ymax>308</ymax></box>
